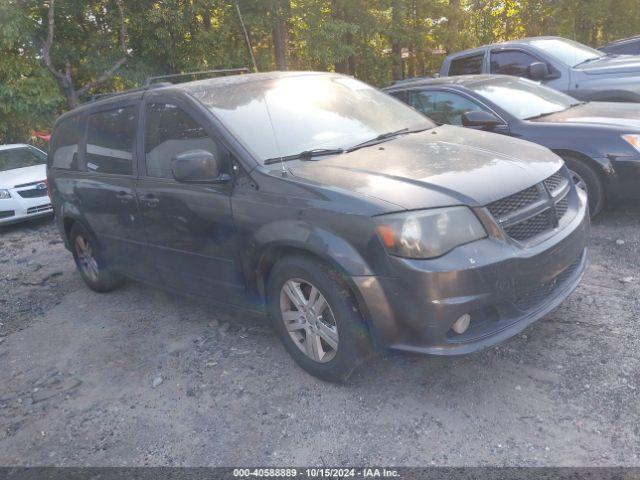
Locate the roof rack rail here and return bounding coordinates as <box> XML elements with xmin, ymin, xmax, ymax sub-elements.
<box><xmin>89</xmin><ymin>82</ymin><xmax>172</xmax><ymax>102</ymax></box>
<box><xmin>143</xmin><ymin>67</ymin><xmax>251</xmax><ymax>86</ymax></box>
<box><xmin>86</xmin><ymin>68</ymin><xmax>250</xmax><ymax>104</ymax></box>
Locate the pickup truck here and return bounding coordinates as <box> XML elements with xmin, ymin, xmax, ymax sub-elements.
<box><xmin>440</xmin><ymin>36</ymin><xmax>640</xmax><ymax>102</ymax></box>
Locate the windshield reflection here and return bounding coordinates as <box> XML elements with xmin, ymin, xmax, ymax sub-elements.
<box><xmin>186</xmin><ymin>74</ymin><xmax>433</xmax><ymax>164</ymax></box>
<box><xmin>468</xmin><ymin>77</ymin><xmax>578</xmax><ymax>120</ymax></box>
<box><xmin>529</xmin><ymin>38</ymin><xmax>605</xmax><ymax>67</ymax></box>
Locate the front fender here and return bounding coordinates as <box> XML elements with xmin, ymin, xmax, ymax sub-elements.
<box><xmin>249</xmin><ymin>219</ymin><xmax>374</xmax><ymax>277</ymax></box>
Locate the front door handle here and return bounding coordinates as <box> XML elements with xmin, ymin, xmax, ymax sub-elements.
<box><xmin>140</xmin><ymin>194</ymin><xmax>160</xmax><ymax>208</ymax></box>
<box><xmin>116</xmin><ymin>191</ymin><xmax>134</xmax><ymax>204</ymax></box>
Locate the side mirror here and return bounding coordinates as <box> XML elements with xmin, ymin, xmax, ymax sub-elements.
<box><xmin>461</xmin><ymin>110</ymin><xmax>501</xmax><ymax>129</ymax></box>
<box><xmin>528</xmin><ymin>61</ymin><xmax>550</xmax><ymax>80</ymax></box>
<box><xmin>171</xmin><ymin>149</ymin><xmax>228</xmax><ymax>183</ymax></box>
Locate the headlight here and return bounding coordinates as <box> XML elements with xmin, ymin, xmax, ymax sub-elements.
<box><xmin>0</xmin><ymin>189</ymin><xmax>10</xmax><ymax>199</ymax></box>
<box><xmin>374</xmin><ymin>206</ymin><xmax>487</xmax><ymax>259</ymax></box>
<box><xmin>622</xmin><ymin>134</ymin><xmax>640</xmax><ymax>153</ymax></box>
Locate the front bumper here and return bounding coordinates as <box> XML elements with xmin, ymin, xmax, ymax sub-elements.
<box><xmin>0</xmin><ymin>190</ymin><xmax>53</xmax><ymax>225</ymax></box>
<box><xmin>353</xmin><ymin>189</ymin><xmax>590</xmax><ymax>356</ymax></box>
<box><xmin>601</xmin><ymin>154</ymin><xmax>640</xmax><ymax>200</ymax></box>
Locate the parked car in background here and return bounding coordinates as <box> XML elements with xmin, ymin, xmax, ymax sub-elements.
<box><xmin>600</xmin><ymin>35</ymin><xmax>640</xmax><ymax>55</ymax></box>
<box><xmin>440</xmin><ymin>36</ymin><xmax>640</xmax><ymax>102</ymax></box>
<box><xmin>0</xmin><ymin>144</ymin><xmax>52</xmax><ymax>225</ymax></box>
<box><xmin>48</xmin><ymin>72</ymin><xmax>589</xmax><ymax>382</ymax></box>
<box><xmin>386</xmin><ymin>74</ymin><xmax>640</xmax><ymax>217</ymax></box>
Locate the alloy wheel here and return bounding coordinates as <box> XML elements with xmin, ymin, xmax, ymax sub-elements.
<box><xmin>279</xmin><ymin>278</ymin><xmax>338</xmax><ymax>363</ymax></box>
<box><xmin>75</xmin><ymin>235</ymin><xmax>99</xmax><ymax>282</ymax></box>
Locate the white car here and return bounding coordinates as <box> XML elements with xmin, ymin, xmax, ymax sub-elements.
<box><xmin>0</xmin><ymin>144</ymin><xmax>53</xmax><ymax>225</ymax></box>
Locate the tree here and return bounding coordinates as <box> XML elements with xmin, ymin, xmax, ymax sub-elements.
<box><xmin>0</xmin><ymin>1</ymin><xmax>62</xmax><ymax>143</ymax></box>
<box><xmin>2</xmin><ymin>0</ymin><xmax>640</xmax><ymax>142</ymax></box>
<box><xmin>41</xmin><ymin>0</ymin><xmax>130</xmax><ymax>109</ymax></box>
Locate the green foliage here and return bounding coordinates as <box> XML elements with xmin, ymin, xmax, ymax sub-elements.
<box><xmin>0</xmin><ymin>2</ymin><xmax>63</xmax><ymax>143</ymax></box>
<box><xmin>1</xmin><ymin>0</ymin><xmax>640</xmax><ymax>142</ymax></box>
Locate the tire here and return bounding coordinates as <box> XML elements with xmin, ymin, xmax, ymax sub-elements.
<box><xmin>69</xmin><ymin>222</ymin><xmax>124</xmax><ymax>293</ymax></box>
<box><xmin>267</xmin><ymin>255</ymin><xmax>373</xmax><ymax>382</ymax></box>
<box><xmin>562</xmin><ymin>155</ymin><xmax>605</xmax><ymax>218</ymax></box>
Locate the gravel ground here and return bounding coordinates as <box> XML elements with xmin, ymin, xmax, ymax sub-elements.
<box><xmin>0</xmin><ymin>205</ymin><xmax>638</xmax><ymax>467</ymax></box>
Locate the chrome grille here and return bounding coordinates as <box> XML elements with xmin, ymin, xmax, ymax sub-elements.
<box><xmin>555</xmin><ymin>195</ymin><xmax>569</xmax><ymax>219</ymax></box>
<box><xmin>487</xmin><ymin>169</ymin><xmax>572</xmax><ymax>244</ymax></box>
<box><xmin>543</xmin><ymin>172</ymin><xmax>567</xmax><ymax>195</ymax></box>
<box><xmin>513</xmin><ymin>252</ymin><xmax>584</xmax><ymax>311</ymax></box>
<box><xmin>487</xmin><ymin>186</ymin><xmax>540</xmax><ymax>219</ymax></box>
<box><xmin>504</xmin><ymin>211</ymin><xmax>552</xmax><ymax>242</ymax></box>
<box><xmin>27</xmin><ymin>204</ymin><xmax>52</xmax><ymax>214</ymax></box>
<box><xmin>18</xmin><ymin>188</ymin><xmax>48</xmax><ymax>198</ymax></box>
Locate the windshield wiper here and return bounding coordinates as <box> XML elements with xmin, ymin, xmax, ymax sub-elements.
<box><xmin>525</xmin><ymin>101</ymin><xmax>588</xmax><ymax>120</ymax></box>
<box><xmin>573</xmin><ymin>56</ymin><xmax>604</xmax><ymax>68</ymax></box>
<box><xmin>524</xmin><ymin>111</ymin><xmax>557</xmax><ymax>121</ymax></box>
<box><xmin>263</xmin><ymin>148</ymin><xmax>345</xmax><ymax>165</ymax></box>
<box><xmin>346</xmin><ymin>126</ymin><xmax>430</xmax><ymax>152</ymax></box>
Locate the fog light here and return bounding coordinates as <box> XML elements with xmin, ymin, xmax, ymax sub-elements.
<box><xmin>451</xmin><ymin>314</ymin><xmax>471</xmax><ymax>334</ymax></box>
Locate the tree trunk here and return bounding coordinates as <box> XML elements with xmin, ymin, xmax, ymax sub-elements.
<box><xmin>445</xmin><ymin>0</ymin><xmax>460</xmax><ymax>53</ymax></box>
<box><xmin>271</xmin><ymin>1</ymin><xmax>289</xmax><ymax>70</ymax></box>
<box><xmin>272</xmin><ymin>20</ymin><xmax>287</xmax><ymax>69</ymax></box>
<box><xmin>331</xmin><ymin>0</ymin><xmax>356</xmax><ymax>75</ymax></box>
<box><xmin>391</xmin><ymin>0</ymin><xmax>404</xmax><ymax>81</ymax></box>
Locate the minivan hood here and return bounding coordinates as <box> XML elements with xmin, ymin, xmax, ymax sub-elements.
<box><xmin>578</xmin><ymin>54</ymin><xmax>640</xmax><ymax>75</ymax></box>
<box><xmin>0</xmin><ymin>164</ymin><xmax>47</xmax><ymax>189</ymax></box>
<box><xmin>530</xmin><ymin>102</ymin><xmax>640</xmax><ymax>130</ymax></box>
<box><xmin>289</xmin><ymin>126</ymin><xmax>562</xmax><ymax>210</ymax></box>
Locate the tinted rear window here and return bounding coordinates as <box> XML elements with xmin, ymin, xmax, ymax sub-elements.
<box><xmin>449</xmin><ymin>54</ymin><xmax>484</xmax><ymax>75</ymax></box>
<box><xmin>50</xmin><ymin>115</ymin><xmax>81</xmax><ymax>170</ymax></box>
<box><xmin>0</xmin><ymin>147</ymin><xmax>46</xmax><ymax>172</ymax></box>
<box><xmin>86</xmin><ymin>107</ymin><xmax>136</xmax><ymax>175</ymax></box>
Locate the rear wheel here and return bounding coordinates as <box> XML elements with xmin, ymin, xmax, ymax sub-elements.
<box><xmin>70</xmin><ymin>223</ymin><xmax>124</xmax><ymax>292</ymax></box>
<box><xmin>267</xmin><ymin>255</ymin><xmax>372</xmax><ymax>382</ymax></box>
<box><xmin>562</xmin><ymin>155</ymin><xmax>605</xmax><ymax>218</ymax></box>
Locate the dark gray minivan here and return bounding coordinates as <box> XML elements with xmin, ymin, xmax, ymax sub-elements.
<box><xmin>48</xmin><ymin>72</ymin><xmax>589</xmax><ymax>381</ymax></box>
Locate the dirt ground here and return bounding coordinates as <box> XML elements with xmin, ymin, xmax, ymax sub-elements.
<box><xmin>0</xmin><ymin>205</ymin><xmax>638</xmax><ymax>467</ymax></box>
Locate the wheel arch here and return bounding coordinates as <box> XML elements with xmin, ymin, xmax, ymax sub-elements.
<box><xmin>60</xmin><ymin>213</ymin><xmax>102</xmax><ymax>251</ymax></box>
<box><xmin>248</xmin><ymin>221</ymin><xmax>377</xmax><ymax>328</ymax></box>
<box><xmin>255</xmin><ymin>243</ymin><xmax>376</xmax><ymax>336</ymax></box>
<box><xmin>551</xmin><ymin>148</ymin><xmax>613</xmax><ymax>191</ymax></box>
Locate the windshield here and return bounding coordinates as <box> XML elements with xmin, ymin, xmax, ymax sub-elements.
<box><xmin>186</xmin><ymin>74</ymin><xmax>434</xmax><ymax>164</ymax></box>
<box><xmin>0</xmin><ymin>147</ymin><xmax>46</xmax><ymax>172</ymax></box>
<box><xmin>529</xmin><ymin>38</ymin><xmax>605</xmax><ymax>67</ymax></box>
<box><xmin>467</xmin><ymin>76</ymin><xmax>578</xmax><ymax>120</ymax></box>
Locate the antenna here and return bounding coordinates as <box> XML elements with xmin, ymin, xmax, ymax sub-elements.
<box><xmin>236</xmin><ymin>3</ymin><xmax>258</xmax><ymax>72</ymax></box>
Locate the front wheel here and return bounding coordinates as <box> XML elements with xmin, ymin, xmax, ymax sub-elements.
<box><xmin>563</xmin><ymin>156</ymin><xmax>605</xmax><ymax>218</ymax></box>
<box><xmin>267</xmin><ymin>256</ymin><xmax>373</xmax><ymax>382</ymax></box>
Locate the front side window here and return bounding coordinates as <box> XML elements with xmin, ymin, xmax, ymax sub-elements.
<box><xmin>0</xmin><ymin>147</ymin><xmax>46</xmax><ymax>172</ymax></box>
<box><xmin>144</xmin><ymin>103</ymin><xmax>221</xmax><ymax>179</ymax></box>
<box><xmin>411</xmin><ymin>90</ymin><xmax>485</xmax><ymax>125</ymax></box>
<box><xmin>466</xmin><ymin>76</ymin><xmax>578</xmax><ymax>120</ymax></box>
<box><xmin>449</xmin><ymin>54</ymin><xmax>484</xmax><ymax>75</ymax></box>
<box><xmin>490</xmin><ymin>50</ymin><xmax>540</xmax><ymax>78</ymax></box>
<box><xmin>185</xmin><ymin>74</ymin><xmax>433</xmax><ymax>164</ymax></box>
<box><xmin>86</xmin><ymin>107</ymin><xmax>136</xmax><ymax>175</ymax></box>
<box><xmin>50</xmin><ymin>116</ymin><xmax>81</xmax><ymax>170</ymax></box>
